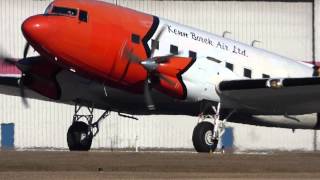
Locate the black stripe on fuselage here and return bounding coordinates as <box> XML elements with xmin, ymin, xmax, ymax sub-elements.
<box><xmin>177</xmin><ymin>58</ymin><xmax>196</xmax><ymax>100</ymax></box>
<box><xmin>142</xmin><ymin>16</ymin><xmax>160</xmax><ymax>58</ymax></box>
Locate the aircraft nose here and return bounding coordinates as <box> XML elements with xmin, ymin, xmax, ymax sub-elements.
<box><xmin>22</xmin><ymin>15</ymin><xmax>50</xmax><ymax>44</ymax></box>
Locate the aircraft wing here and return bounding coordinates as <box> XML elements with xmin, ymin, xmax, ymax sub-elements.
<box><xmin>217</xmin><ymin>77</ymin><xmax>320</xmax><ymax>115</ymax></box>
<box><xmin>0</xmin><ymin>75</ymin><xmax>21</xmax><ymax>97</ymax></box>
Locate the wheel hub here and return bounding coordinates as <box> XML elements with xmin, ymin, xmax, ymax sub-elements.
<box><xmin>80</xmin><ymin>133</ymin><xmax>87</xmax><ymax>142</ymax></box>
<box><xmin>204</xmin><ymin>130</ymin><xmax>213</xmax><ymax>145</ymax></box>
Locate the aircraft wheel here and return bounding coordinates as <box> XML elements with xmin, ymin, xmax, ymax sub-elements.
<box><xmin>67</xmin><ymin>121</ymin><xmax>93</xmax><ymax>151</ymax></box>
<box><xmin>192</xmin><ymin>121</ymin><xmax>218</xmax><ymax>152</ymax></box>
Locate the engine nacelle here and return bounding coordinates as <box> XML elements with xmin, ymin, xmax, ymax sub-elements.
<box><xmin>19</xmin><ymin>57</ymin><xmax>61</xmax><ymax>100</ymax></box>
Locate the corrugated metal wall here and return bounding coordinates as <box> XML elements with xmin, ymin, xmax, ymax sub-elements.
<box><xmin>119</xmin><ymin>0</ymin><xmax>312</xmax><ymax>61</ymax></box>
<box><xmin>316</xmin><ymin>0</ymin><xmax>320</xmax><ymax>61</ymax></box>
<box><xmin>0</xmin><ymin>0</ymin><xmax>318</xmax><ymax>151</ymax></box>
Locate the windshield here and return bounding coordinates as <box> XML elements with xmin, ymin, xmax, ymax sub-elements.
<box><xmin>51</xmin><ymin>6</ymin><xmax>78</xmax><ymax>16</ymax></box>
<box><xmin>44</xmin><ymin>3</ymin><xmax>53</xmax><ymax>14</ymax></box>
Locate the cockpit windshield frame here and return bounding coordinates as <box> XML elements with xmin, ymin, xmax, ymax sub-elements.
<box><xmin>43</xmin><ymin>4</ymin><xmax>88</xmax><ymax>23</ymax></box>
<box><xmin>44</xmin><ymin>2</ymin><xmax>53</xmax><ymax>15</ymax></box>
<box><xmin>50</xmin><ymin>6</ymin><xmax>78</xmax><ymax>17</ymax></box>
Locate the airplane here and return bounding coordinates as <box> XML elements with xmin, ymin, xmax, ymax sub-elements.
<box><xmin>0</xmin><ymin>0</ymin><xmax>319</xmax><ymax>152</ymax></box>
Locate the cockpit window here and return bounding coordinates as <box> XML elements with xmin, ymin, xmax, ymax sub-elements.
<box><xmin>44</xmin><ymin>3</ymin><xmax>53</xmax><ymax>14</ymax></box>
<box><xmin>79</xmin><ymin>10</ymin><xmax>88</xmax><ymax>22</ymax></box>
<box><xmin>51</xmin><ymin>6</ymin><xmax>78</xmax><ymax>16</ymax></box>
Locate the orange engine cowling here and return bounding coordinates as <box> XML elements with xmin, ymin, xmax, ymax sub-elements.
<box><xmin>154</xmin><ymin>56</ymin><xmax>193</xmax><ymax>99</ymax></box>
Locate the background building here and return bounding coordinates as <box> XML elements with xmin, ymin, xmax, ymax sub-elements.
<box><xmin>0</xmin><ymin>0</ymin><xmax>318</xmax><ymax>151</ymax></box>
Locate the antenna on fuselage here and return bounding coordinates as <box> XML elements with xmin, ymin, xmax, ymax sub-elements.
<box><xmin>222</xmin><ymin>31</ymin><xmax>231</xmax><ymax>38</ymax></box>
<box><xmin>251</xmin><ymin>40</ymin><xmax>261</xmax><ymax>47</ymax></box>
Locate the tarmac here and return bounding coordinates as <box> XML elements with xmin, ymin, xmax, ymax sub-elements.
<box><xmin>0</xmin><ymin>150</ymin><xmax>320</xmax><ymax>179</ymax></box>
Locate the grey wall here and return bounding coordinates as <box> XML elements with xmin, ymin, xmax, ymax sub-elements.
<box><xmin>315</xmin><ymin>0</ymin><xmax>320</xmax><ymax>61</ymax></box>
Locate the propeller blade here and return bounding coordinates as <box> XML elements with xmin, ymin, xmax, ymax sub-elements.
<box><xmin>156</xmin><ymin>73</ymin><xmax>176</xmax><ymax>86</ymax></box>
<box><xmin>123</xmin><ymin>46</ymin><xmax>141</xmax><ymax>64</ymax></box>
<box><xmin>18</xmin><ymin>76</ymin><xmax>29</xmax><ymax>108</ymax></box>
<box><xmin>120</xmin><ymin>46</ymin><xmax>143</xmax><ymax>79</ymax></box>
<box><xmin>1</xmin><ymin>58</ymin><xmax>17</xmax><ymax>66</ymax></box>
<box><xmin>144</xmin><ymin>79</ymin><xmax>155</xmax><ymax>110</ymax></box>
<box><xmin>155</xmin><ymin>54</ymin><xmax>176</xmax><ymax>64</ymax></box>
<box><xmin>154</xmin><ymin>51</ymin><xmax>182</xmax><ymax>64</ymax></box>
<box><xmin>23</xmin><ymin>43</ymin><xmax>30</xmax><ymax>59</ymax></box>
<box><xmin>154</xmin><ymin>25</ymin><xmax>167</xmax><ymax>42</ymax></box>
<box><xmin>150</xmin><ymin>25</ymin><xmax>167</xmax><ymax>57</ymax></box>
<box><xmin>0</xmin><ymin>47</ymin><xmax>17</xmax><ymax>65</ymax></box>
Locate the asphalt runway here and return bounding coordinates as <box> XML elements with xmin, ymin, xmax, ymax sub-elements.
<box><xmin>0</xmin><ymin>151</ymin><xmax>320</xmax><ymax>179</ymax></box>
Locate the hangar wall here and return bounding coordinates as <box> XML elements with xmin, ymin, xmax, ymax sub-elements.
<box><xmin>316</xmin><ymin>0</ymin><xmax>320</xmax><ymax>61</ymax></box>
<box><xmin>0</xmin><ymin>0</ymin><xmax>318</xmax><ymax>151</ymax></box>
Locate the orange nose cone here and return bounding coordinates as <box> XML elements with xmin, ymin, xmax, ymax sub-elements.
<box><xmin>22</xmin><ymin>15</ymin><xmax>50</xmax><ymax>44</ymax></box>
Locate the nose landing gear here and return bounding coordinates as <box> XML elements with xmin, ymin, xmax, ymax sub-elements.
<box><xmin>67</xmin><ymin>121</ymin><xmax>93</xmax><ymax>151</ymax></box>
<box><xmin>67</xmin><ymin>103</ymin><xmax>110</xmax><ymax>151</ymax></box>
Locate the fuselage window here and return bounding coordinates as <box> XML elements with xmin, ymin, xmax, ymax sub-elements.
<box><xmin>226</xmin><ymin>62</ymin><xmax>234</xmax><ymax>71</ymax></box>
<box><xmin>244</xmin><ymin>68</ymin><xmax>252</xmax><ymax>78</ymax></box>
<box><xmin>170</xmin><ymin>45</ymin><xmax>178</xmax><ymax>55</ymax></box>
<box><xmin>131</xmin><ymin>34</ymin><xmax>140</xmax><ymax>44</ymax></box>
<box><xmin>151</xmin><ymin>39</ymin><xmax>159</xmax><ymax>50</ymax></box>
<box><xmin>207</xmin><ymin>56</ymin><xmax>221</xmax><ymax>63</ymax></box>
<box><xmin>263</xmin><ymin>74</ymin><xmax>270</xmax><ymax>78</ymax></box>
<box><xmin>79</xmin><ymin>10</ymin><xmax>88</xmax><ymax>22</ymax></box>
<box><xmin>189</xmin><ymin>51</ymin><xmax>197</xmax><ymax>60</ymax></box>
<box><xmin>52</xmin><ymin>6</ymin><xmax>78</xmax><ymax>16</ymax></box>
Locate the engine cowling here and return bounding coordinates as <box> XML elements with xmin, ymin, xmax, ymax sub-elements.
<box><xmin>18</xmin><ymin>57</ymin><xmax>61</xmax><ymax>100</ymax></box>
<box><xmin>154</xmin><ymin>56</ymin><xmax>193</xmax><ymax>99</ymax></box>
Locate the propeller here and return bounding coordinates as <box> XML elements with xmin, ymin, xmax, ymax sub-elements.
<box><xmin>18</xmin><ymin>43</ymin><xmax>31</xmax><ymax>107</ymax></box>
<box><xmin>122</xmin><ymin>25</ymin><xmax>180</xmax><ymax>110</ymax></box>
<box><xmin>23</xmin><ymin>43</ymin><xmax>30</xmax><ymax>61</ymax></box>
<box><xmin>0</xmin><ymin>43</ymin><xmax>31</xmax><ymax>107</ymax></box>
<box><xmin>144</xmin><ymin>77</ymin><xmax>155</xmax><ymax>110</ymax></box>
<box><xmin>18</xmin><ymin>75</ymin><xmax>29</xmax><ymax>108</ymax></box>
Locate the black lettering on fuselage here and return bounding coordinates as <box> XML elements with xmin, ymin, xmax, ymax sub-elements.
<box><xmin>190</xmin><ymin>32</ymin><xmax>214</xmax><ymax>46</ymax></box>
<box><xmin>168</xmin><ymin>25</ymin><xmax>188</xmax><ymax>38</ymax></box>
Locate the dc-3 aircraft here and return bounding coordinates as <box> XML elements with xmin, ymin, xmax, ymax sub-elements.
<box><xmin>0</xmin><ymin>0</ymin><xmax>319</xmax><ymax>152</ymax></box>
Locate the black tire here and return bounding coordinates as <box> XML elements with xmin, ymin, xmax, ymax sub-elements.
<box><xmin>192</xmin><ymin>121</ymin><xmax>218</xmax><ymax>152</ymax></box>
<box><xmin>67</xmin><ymin>121</ymin><xmax>93</xmax><ymax>151</ymax></box>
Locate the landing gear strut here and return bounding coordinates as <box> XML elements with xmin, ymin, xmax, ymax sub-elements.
<box><xmin>67</xmin><ymin>103</ymin><xmax>110</xmax><ymax>151</ymax></box>
<box><xmin>192</xmin><ymin>103</ymin><xmax>234</xmax><ymax>152</ymax></box>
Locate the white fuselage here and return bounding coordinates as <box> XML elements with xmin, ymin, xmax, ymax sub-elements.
<box><xmin>148</xmin><ymin>18</ymin><xmax>313</xmax><ymax>103</ymax></box>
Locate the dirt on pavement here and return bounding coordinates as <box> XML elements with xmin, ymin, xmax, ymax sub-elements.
<box><xmin>0</xmin><ymin>150</ymin><xmax>320</xmax><ymax>179</ymax></box>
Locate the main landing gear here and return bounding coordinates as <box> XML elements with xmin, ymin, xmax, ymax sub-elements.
<box><xmin>192</xmin><ymin>103</ymin><xmax>235</xmax><ymax>152</ymax></box>
<box><xmin>67</xmin><ymin>103</ymin><xmax>110</xmax><ymax>151</ymax></box>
